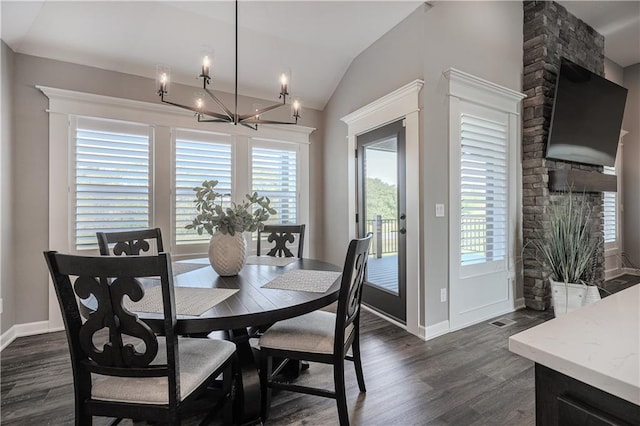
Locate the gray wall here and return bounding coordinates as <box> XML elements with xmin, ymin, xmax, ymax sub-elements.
<box><xmin>6</xmin><ymin>52</ymin><xmax>324</xmax><ymax>329</ymax></box>
<box><xmin>605</xmin><ymin>58</ymin><xmax>624</xmax><ymax>85</ymax></box>
<box><xmin>622</xmin><ymin>63</ymin><xmax>640</xmax><ymax>267</ymax></box>
<box><xmin>322</xmin><ymin>1</ymin><xmax>523</xmax><ymax>328</ymax></box>
<box><xmin>1</xmin><ymin>42</ymin><xmax>16</xmax><ymax>333</ymax></box>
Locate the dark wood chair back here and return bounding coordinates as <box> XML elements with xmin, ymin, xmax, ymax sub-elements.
<box><xmin>44</xmin><ymin>251</ymin><xmax>181</xmax><ymax>407</ymax></box>
<box><xmin>96</xmin><ymin>228</ymin><xmax>164</xmax><ymax>256</ymax></box>
<box><xmin>334</xmin><ymin>234</ymin><xmax>372</xmax><ymax>356</ymax></box>
<box><xmin>257</xmin><ymin>224</ymin><xmax>306</xmax><ymax>258</ymax></box>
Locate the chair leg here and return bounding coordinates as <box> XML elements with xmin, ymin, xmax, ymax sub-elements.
<box><xmin>223</xmin><ymin>360</ymin><xmax>235</xmax><ymax>425</ymax></box>
<box><xmin>260</xmin><ymin>353</ymin><xmax>273</xmax><ymax>422</ymax></box>
<box><xmin>352</xmin><ymin>332</ymin><xmax>366</xmax><ymax>393</ymax></box>
<box><xmin>76</xmin><ymin>413</ymin><xmax>92</xmax><ymax>426</ymax></box>
<box><xmin>333</xmin><ymin>358</ymin><xmax>350</xmax><ymax>426</ymax></box>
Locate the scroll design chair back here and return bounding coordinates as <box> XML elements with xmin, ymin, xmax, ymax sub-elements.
<box><xmin>257</xmin><ymin>224</ymin><xmax>306</xmax><ymax>258</ymax></box>
<box><xmin>259</xmin><ymin>234</ymin><xmax>372</xmax><ymax>426</ymax></box>
<box><xmin>96</xmin><ymin>228</ymin><xmax>164</xmax><ymax>256</ymax></box>
<box><xmin>44</xmin><ymin>251</ymin><xmax>236</xmax><ymax>425</ymax></box>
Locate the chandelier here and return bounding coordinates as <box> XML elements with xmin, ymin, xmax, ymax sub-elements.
<box><xmin>155</xmin><ymin>0</ymin><xmax>300</xmax><ymax>130</ymax></box>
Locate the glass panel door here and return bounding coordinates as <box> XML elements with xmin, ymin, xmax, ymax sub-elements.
<box><xmin>357</xmin><ymin>119</ymin><xmax>406</xmax><ymax>323</ymax></box>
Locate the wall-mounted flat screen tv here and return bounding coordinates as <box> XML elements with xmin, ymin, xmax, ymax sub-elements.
<box><xmin>546</xmin><ymin>58</ymin><xmax>627</xmax><ymax>167</ymax></box>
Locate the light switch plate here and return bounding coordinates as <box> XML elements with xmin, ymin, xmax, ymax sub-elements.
<box><xmin>435</xmin><ymin>203</ymin><xmax>445</xmax><ymax>217</ymax></box>
<box><xmin>440</xmin><ymin>288</ymin><xmax>447</xmax><ymax>302</ymax></box>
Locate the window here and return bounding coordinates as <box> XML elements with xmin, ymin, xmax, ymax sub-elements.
<box><xmin>251</xmin><ymin>142</ymin><xmax>298</xmax><ymax>224</ymax></box>
<box><xmin>174</xmin><ymin>129</ymin><xmax>232</xmax><ymax>245</ymax></box>
<box><xmin>74</xmin><ymin>117</ymin><xmax>152</xmax><ymax>251</ymax></box>
<box><xmin>459</xmin><ymin>113</ymin><xmax>507</xmax><ymax>267</ymax></box>
<box><xmin>603</xmin><ymin>165</ymin><xmax>616</xmax><ymax>244</ymax></box>
<box><xmin>44</xmin><ymin>86</ymin><xmax>312</xmax><ymax>260</ymax></box>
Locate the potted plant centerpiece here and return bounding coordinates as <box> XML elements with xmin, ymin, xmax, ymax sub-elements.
<box><xmin>529</xmin><ymin>191</ymin><xmax>601</xmax><ymax>316</ymax></box>
<box><xmin>186</xmin><ymin>180</ymin><xmax>276</xmax><ymax>276</ymax></box>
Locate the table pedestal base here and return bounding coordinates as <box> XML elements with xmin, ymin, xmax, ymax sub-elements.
<box><xmin>229</xmin><ymin>328</ymin><xmax>262</xmax><ymax>425</ymax></box>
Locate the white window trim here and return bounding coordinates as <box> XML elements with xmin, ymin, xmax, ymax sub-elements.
<box><xmin>40</xmin><ymin>85</ymin><xmax>314</xmax><ymax>327</ymax></box>
<box><xmin>341</xmin><ymin>79</ymin><xmax>423</xmax><ymax>340</ymax></box>
<box><xmin>604</xmin><ymin>130</ymin><xmax>627</xmax><ymax>279</ymax></box>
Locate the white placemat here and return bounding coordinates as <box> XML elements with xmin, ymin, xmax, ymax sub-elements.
<box><xmin>171</xmin><ymin>262</ymin><xmax>208</xmax><ymax>275</ymax></box>
<box><xmin>262</xmin><ymin>270</ymin><xmax>342</xmax><ymax>293</ymax></box>
<box><xmin>124</xmin><ymin>286</ymin><xmax>238</xmax><ymax>316</ymax></box>
<box><xmin>245</xmin><ymin>255</ymin><xmax>299</xmax><ymax>267</ymax></box>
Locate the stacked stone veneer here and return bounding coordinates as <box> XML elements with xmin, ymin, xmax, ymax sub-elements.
<box><xmin>522</xmin><ymin>1</ymin><xmax>605</xmax><ymax>310</ymax></box>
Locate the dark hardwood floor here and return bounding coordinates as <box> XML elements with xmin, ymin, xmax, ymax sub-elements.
<box><xmin>1</xmin><ymin>305</ymin><xmax>558</xmax><ymax>425</ymax></box>
<box><xmin>4</xmin><ymin>278</ymin><xmax>635</xmax><ymax>425</ymax></box>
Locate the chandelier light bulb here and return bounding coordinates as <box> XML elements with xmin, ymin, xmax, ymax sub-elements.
<box><xmin>280</xmin><ymin>73</ymin><xmax>289</xmax><ymax>97</ymax></box>
<box><xmin>159</xmin><ymin>72</ymin><xmax>168</xmax><ymax>93</ymax></box>
<box><xmin>202</xmin><ymin>55</ymin><xmax>211</xmax><ymax>78</ymax></box>
<box><xmin>292</xmin><ymin>100</ymin><xmax>301</xmax><ymax>120</ymax></box>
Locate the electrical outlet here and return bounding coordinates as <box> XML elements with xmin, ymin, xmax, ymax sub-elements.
<box><xmin>435</xmin><ymin>203</ymin><xmax>445</xmax><ymax>217</ymax></box>
<box><xmin>0</xmin><ymin>298</ymin><xmax>3</xmax><ymax>314</ymax></box>
<box><xmin>440</xmin><ymin>288</ymin><xmax>447</xmax><ymax>302</ymax></box>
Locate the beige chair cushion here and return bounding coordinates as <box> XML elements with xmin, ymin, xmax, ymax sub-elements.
<box><xmin>259</xmin><ymin>310</ymin><xmax>353</xmax><ymax>355</ymax></box>
<box><xmin>91</xmin><ymin>337</ymin><xmax>235</xmax><ymax>405</ymax></box>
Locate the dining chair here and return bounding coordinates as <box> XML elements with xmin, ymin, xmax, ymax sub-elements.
<box><xmin>44</xmin><ymin>251</ymin><xmax>237</xmax><ymax>426</ymax></box>
<box><xmin>258</xmin><ymin>234</ymin><xmax>372</xmax><ymax>426</ymax></box>
<box><xmin>96</xmin><ymin>228</ymin><xmax>164</xmax><ymax>256</ymax></box>
<box><xmin>257</xmin><ymin>224</ymin><xmax>306</xmax><ymax>258</ymax></box>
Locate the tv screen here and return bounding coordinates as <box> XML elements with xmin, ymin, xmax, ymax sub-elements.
<box><xmin>546</xmin><ymin>58</ymin><xmax>627</xmax><ymax>167</ymax></box>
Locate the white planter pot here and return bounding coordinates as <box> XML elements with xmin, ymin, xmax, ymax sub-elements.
<box><xmin>550</xmin><ymin>280</ymin><xmax>586</xmax><ymax>317</ymax></box>
<box><xmin>584</xmin><ymin>285</ymin><xmax>602</xmax><ymax>306</ymax></box>
<box><xmin>208</xmin><ymin>231</ymin><xmax>247</xmax><ymax>276</ymax></box>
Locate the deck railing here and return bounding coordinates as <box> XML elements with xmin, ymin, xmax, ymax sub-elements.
<box><xmin>365</xmin><ymin>215</ymin><xmax>398</xmax><ymax>258</ymax></box>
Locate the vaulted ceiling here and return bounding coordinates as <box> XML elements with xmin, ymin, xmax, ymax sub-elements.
<box><xmin>2</xmin><ymin>1</ymin><xmax>638</xmax><ymax>110</ymax></box>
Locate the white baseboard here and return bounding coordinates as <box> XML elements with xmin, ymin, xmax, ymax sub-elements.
<box><xmin>0</xmin><ymin>327</ymin><xmax>16</xmax><ymax>352</ymax></box>
<box><xmin>362</xmin><ymin>305</ymin><xmax>407</xmax><ymax>331</ymax></box>
<box><xmin>1</xmin><ymin>320</ymin><xmax>62</xmax><ymax>352</ymax></box>
<box><xmin>424</xmin><ymin>320</ymin><xmax>450</xmax><ymax>341</ymax></box>
<box><xmin>622</xmin><ymin>268</ymin><xmax>640</xmax><ymax>276</ymax></box>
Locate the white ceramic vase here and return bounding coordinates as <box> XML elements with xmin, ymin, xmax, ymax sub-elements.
<box><xmin>550</xmin><ymin>280</ymin><xmax>586</xmax><ymax>317</ymax></box>
<box><xmin>208</xmin><ymin>231</ymin><xmax>247</xmax><ymax>276</ymax></box>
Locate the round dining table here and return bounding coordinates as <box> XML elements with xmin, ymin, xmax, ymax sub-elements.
<box><xmin>138</xmin><ymin>256</ymin><xmax>343</xmax><ymax>425</ymax></box>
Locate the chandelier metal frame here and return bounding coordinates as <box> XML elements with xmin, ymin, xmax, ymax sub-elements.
<box><xmin>156</xmin><ymin>0</ymin><xmax>300</xmax><ymax>130</ymax></box>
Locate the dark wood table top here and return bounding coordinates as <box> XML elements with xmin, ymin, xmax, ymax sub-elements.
<box><xmin>137</xmin><ymin>257</ymin><xmax>342</xmax><ymax>334</ymax></box>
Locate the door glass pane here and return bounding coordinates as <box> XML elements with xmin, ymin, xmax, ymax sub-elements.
<box><xmin>363</xmin><ymin>137</ymin><xmax>399</xmax><ymax>295</ymax></box>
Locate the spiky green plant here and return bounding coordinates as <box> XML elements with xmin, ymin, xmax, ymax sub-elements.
<box><xmin>530</xmin><ymin>192</ymin><xmax>598</xmax><ymax>284</ymax></box>
<box><xmin>185</xmin><ymin>180</ymin><xmax>277</xmax><ymax>236</ymax></box>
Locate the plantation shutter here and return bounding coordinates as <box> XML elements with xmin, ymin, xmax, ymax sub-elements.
<box><xmin>74</xmin><ymin>117</ymin><xmax>151</xmax><ymax>251</ymax></box>
<box><xmin>175</xmin><ymin>129</ymin><xmax>232</xmax><ymax>245</ymax></box>
<box><xmin>603</xmin><ymin>165</ymin><xmax>617</xmax><ymax>244</ymax></box>
<box><xmin>251</xmin><ymin>144</ymin><xmax>297</xmax><ymax>224</ymax></box>
<box><xmin>459</xmin><ymin>113</ymin><xmax>508</xmax><ymax>267</ymax></box>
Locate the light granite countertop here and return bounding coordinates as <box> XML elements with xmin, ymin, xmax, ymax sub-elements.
<box><xmin>509</xmin><ymin>284</ymin><xmax>640</xmax><ymax>405</ymax></box>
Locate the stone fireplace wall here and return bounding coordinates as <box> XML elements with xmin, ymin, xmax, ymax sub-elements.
<box><xmin>522</xmin><ymin>1</ymin><xmax>605</xmax><ymax>310</ymax></box>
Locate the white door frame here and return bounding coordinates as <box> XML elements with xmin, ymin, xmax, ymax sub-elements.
<box><xmin>341</xmin><ymin>80</ymin><xmax>424</xmax><ymax>338</ymax></box>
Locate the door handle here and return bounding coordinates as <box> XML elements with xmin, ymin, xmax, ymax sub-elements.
<box><xmin>399</xmin><ymin>228</ymin><xmax>406</xmax><ymax>234</ymax></box>
<box><xmin>400</xmin><ymin>213</ymin><xmax>406</xmax><ymax>220</ymax></box>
